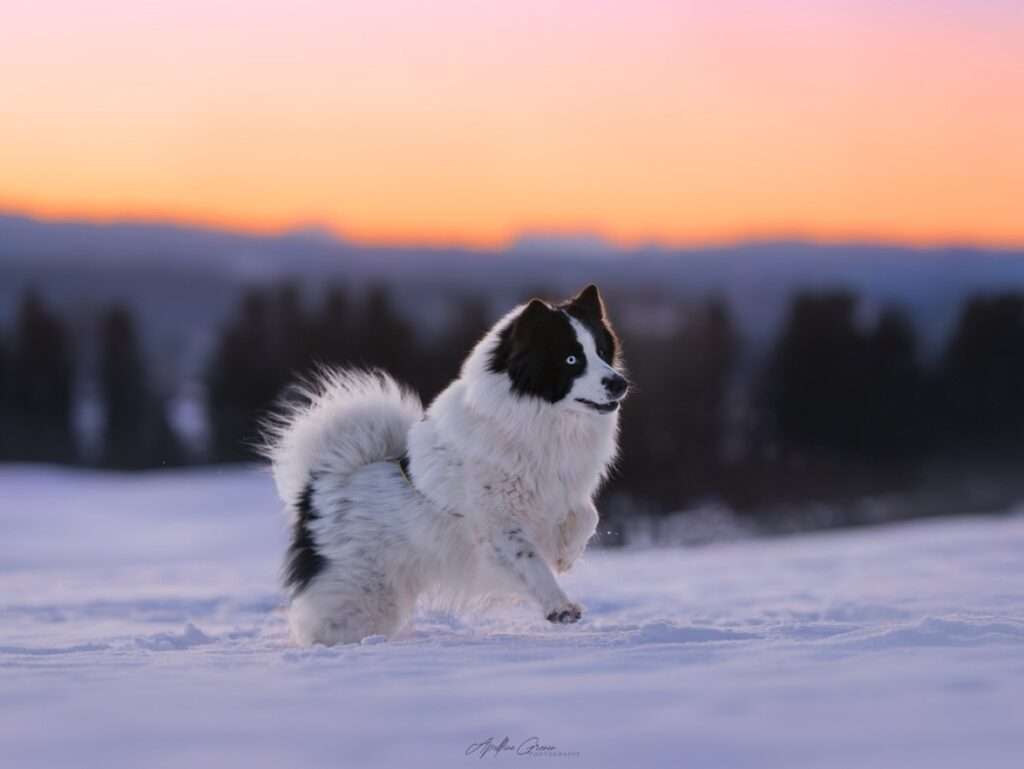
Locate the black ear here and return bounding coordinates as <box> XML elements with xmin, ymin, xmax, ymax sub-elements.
<box><xmin>523</xmin><ymin>297</ymin><xmax>550</xmax><ymax>314</ymax></box>
<box><xmin>514</xmin><ymin>298</ymin><xmax>554</xmax><ymax>337</ymax></box>
<box><xmin>568</xmin><ymin>284</ymin><xmax>604</xmax><ymax>319</ymax></box>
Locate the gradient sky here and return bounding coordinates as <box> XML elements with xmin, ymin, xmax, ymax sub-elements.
<box><xmin>2</xmin><ymin>0</ymin><xmax>1022</xmax><ymax>246</ymax></box>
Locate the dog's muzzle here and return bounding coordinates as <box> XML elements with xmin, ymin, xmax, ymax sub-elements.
<box><xmin>602</xmin><ymin>372</ymin><xmax>629</xmax><ymax>400</ymax></box>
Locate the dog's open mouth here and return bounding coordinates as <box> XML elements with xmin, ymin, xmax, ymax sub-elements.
<box><xmin>575</xmin><ymin>398</ymin><xmax>619</xmax><ymax>414</ymax></box>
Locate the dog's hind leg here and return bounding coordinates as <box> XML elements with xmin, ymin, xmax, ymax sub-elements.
<box><xmin>288</xmin><ymin>580</ymin><xmax>411</xmax><ymax>646</ymax></box>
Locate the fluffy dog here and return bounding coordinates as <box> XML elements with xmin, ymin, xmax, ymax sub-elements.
<box><xmin>264</xmin><ymin>284</ymin><xmax>628</xmax><ymax>645</ymax></box>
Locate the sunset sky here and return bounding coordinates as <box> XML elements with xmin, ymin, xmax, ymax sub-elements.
<box><xmin>2</xmin><ymin>0</ymin><xmax>1022</xmax><ymax>247</ymax></box>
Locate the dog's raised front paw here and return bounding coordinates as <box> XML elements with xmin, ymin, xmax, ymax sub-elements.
<box><xmin>545</xmin><ymin>602</ymin><xmax>582</xmax><ymax>624</ymax></box>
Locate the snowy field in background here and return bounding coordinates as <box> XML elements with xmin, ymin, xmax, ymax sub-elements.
<box><xmin>2</xmin><ymin>466</ymin><xmax>1024</xmax><ymax>769</ymax></box>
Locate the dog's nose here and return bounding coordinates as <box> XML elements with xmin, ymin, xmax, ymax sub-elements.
<box><xmin>603</xmin><ymin>373</ymin><xmax>629</xmax><ymax>400</ymax></box>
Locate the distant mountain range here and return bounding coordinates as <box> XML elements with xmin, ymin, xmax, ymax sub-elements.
<box><xmin>3</xmin><ymin>212</ymin><xmax>1024</xmax><ymax>385</ymax></box>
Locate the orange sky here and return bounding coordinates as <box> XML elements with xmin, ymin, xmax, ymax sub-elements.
<box><xmin>1</xmin><ymin>0</ymin><xmax>1022</xmax><ymax>247</ymax></box>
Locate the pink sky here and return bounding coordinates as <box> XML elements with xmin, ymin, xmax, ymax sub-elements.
<box><xmin>1</xmin><ymin>0</ymin><xmax>1022</xmax><ymax>246</ymax></box>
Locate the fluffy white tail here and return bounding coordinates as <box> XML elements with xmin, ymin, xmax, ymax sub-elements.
<box><xmin>262</xmin><ymin>368</ymin><xmax>423</xmax><ymax>510</ymax></box>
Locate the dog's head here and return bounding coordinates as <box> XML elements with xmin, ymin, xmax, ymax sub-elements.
<box><xmin>487</xmin><ymin>285</ymin><xmax>629</xmax><ymax>415</ymax></box>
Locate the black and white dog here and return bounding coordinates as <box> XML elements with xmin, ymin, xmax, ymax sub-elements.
<box><xmin>265</xmin><ymin>285</ymin><xmax>629</xmax><ymax>645</ymax></box>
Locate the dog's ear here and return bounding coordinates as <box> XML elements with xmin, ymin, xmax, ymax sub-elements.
<box><xmin>523</xmin><ymin>298</ymin><xmax>550</xmax><ymax>315</ymax></box>
<box><xmin>514</xmin><ymin>299</ymin><xmax>554</xmax><ymax>338</ymax></box>
<box><xmin>567</xmin><ymin>284</ymin><xmax>605</xmax><ymax>319</ymax></box>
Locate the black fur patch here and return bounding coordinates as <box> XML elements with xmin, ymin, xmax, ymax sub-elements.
<box><xmin>284</xmin><ymin>480</ymin><xmax>327</xmax><ymax>595</ymax></box>
<box><xmin>398</xmin><ymin>453</ymin><xmax>411</xmax><ymax>482</ymax></box>
<box><xmin>561</xmin><ymin>284</ymin><xmax>619</xmax><ymax>366</ymax></box>
<box><xmin>488</xmin><ymin>299</ymin><xmax>586</xmax><ymax>403</ymax></box>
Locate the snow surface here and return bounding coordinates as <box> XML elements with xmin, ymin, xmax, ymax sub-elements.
<box><xmin>2</xmin><ymin>466</ymin><xmax>1024</xmax><ymax>769</ymax></box>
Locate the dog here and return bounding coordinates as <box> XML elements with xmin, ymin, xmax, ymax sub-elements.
<box><xmin>264</xmin><ymin>284</ymin><xmax>629</xmax><ymax>645</ymax></box>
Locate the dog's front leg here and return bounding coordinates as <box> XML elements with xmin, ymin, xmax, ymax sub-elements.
<box><xmin>489</xmin><ymin>524</ymin><xmax>582</xmax><ymax>624</ymax></box>
<box><xmin>556</xmin><ymin>500</ymin><xmax>599</xmax><ymax>573</ymax></box>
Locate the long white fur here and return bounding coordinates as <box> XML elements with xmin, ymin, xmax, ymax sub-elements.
<box><xmin>265</xmin><ymin>369</ymin><xmax>423</xmax><ymax>512</ymax></box>
<box><xmin>266</xmin><ymin>305</ymin><xmax>623</xmax><ymax>646</ymax></box>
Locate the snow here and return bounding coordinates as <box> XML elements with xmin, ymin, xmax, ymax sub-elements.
<box><xmin>2</xmin><ymin>466</ymin><xmax>1023</xmax><ymax>769</ymax></box>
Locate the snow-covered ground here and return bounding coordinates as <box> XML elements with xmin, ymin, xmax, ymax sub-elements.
<box><xmin>2</xmin><ymin>466</ymin><xmax>1023</xmax><ymax>769</ymax></box>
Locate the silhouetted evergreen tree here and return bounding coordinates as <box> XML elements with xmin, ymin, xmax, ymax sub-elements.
<box><xmin>767</xmin><ymin>292</ymin><xmax>869</xmax><ymax>454</ymax></box>
<box><xmin>206</xmin><ymin>289</ymin><xmax>288</xmax><ymax>462</ymax></box>
<box><xmin>99</xmin><ymin>305</ymin><xmax>183</xmax><ymax>469</ymax></box>
<box><xmin>8</xmin><ymin>291</ymin><xmax>76</xmax><ymax>462</ymax></box>
<box><xmin>310</xmin><ymin>285</ymin><xmax>356</xmax><ymax>368</ymax></box>
<box><xmin>939</xmin><ymin>294</ymin><xmax>1024</xmax><ymax>452</ymax></box>
<box><xmin>863</xmin><ymin>307</ymin><xmax>925</xmax><ymax>457</ymax></box>
<box><xmin>272</xmin><ymin>283</ymin><xmax>314</xmax><ymax>376</ymax></box>
<box><xmin>675</xmin><ymin>300</ymin><xmax>737</xmax><ymax>471</ymax></box>
<box><xmin>0</xmin><ymin>332</ymin><xmax>9</xmax><ymax>459</ymax></box>
<box><xmin>421</xmin><ymin>297</ymin><xmax>490</xmax><ymax>401</ymax></box>
<box><xmin>354</xmin><ymin>284</ymin><xmax>421</xmax><ymax>388</ymax></box>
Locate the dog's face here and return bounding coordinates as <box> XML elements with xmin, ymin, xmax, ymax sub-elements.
<box><xmin>488</xmin><ymin>285</ymin><xmax>629</xmax><ymax>415</ymax></box>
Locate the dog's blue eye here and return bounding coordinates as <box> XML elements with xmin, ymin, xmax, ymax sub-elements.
<box><xmin>566</xmin><ymin>355</ymin><xmax>578</xmax><ymax>365</ymax></box>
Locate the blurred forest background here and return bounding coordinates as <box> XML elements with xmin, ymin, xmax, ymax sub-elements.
<box><xmin>3</xmin><ymin>216</ymin><xmax>1024</xmax><ymax>544</ymax></box>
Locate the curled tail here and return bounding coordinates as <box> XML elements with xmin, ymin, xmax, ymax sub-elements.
<box><xmin>261</xmin><ymin>368</ymin><xmax>423</xmax><ymax>512</ymax></box>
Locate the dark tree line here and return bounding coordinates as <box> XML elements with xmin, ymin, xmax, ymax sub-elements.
<box><xmin>763</xmin><ymin>293</ymin><xmax>925</xmax><ymax>459</ymax></box>
<box><xmin>3</xmin><ymin>285</ymin><xmax>1024</xmax><ymax>520</ymax></box>
<box><xmin>0</xmin><ymin>291</ymin><xmax>180</xmax><ymax>467</ymax></box>
<box><xmin>204</xmin><ymin>284</ymin><xmax>490</xmax><ymax>463</ymax></box>
<box><xmin>610</xmin><ymin>300</ymin><xmax>737</xmax><ymax>510</ymax></box>
<box><xmin>761</xmin><ymin>291</ymin><xmax>1024</xmax><ymax>461</ymax></box>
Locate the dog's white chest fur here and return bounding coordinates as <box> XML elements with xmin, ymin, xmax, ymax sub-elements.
<box><xmin>408</xmin><ymin>377</ymin><xmax>618</xmax><ymax>565</ymax></box>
